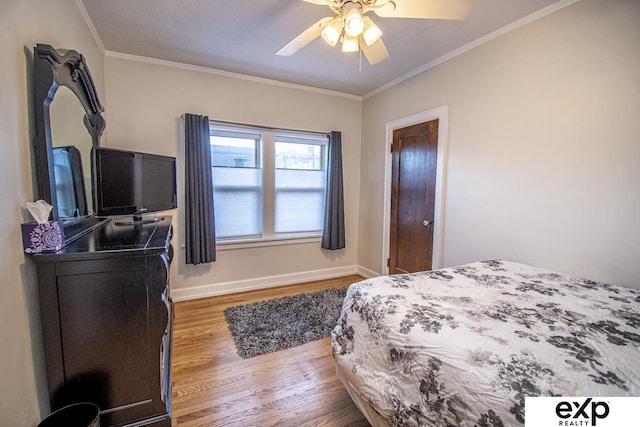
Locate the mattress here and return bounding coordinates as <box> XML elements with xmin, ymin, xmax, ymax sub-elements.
<box><xmin>331</xmin><ymin>260</ymin><xmax>640</xmax><ymax>426</ymax></box>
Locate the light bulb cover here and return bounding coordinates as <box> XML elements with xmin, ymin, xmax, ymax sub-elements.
<box><xmin>342</xmin><ymin>34</ymin><xmax>359</xmax><ymax>53</ymax></box>
<box><xmin>344</xmin><ymin>8</ymin><xmax>365</xmax><ymax>37</ymax></box>
<box><xmin>321</xmin><ymin>19</ymin><xmax>343</xmax><ymax>46</ymax></box>
<box><xmin>362</xmin><ymin>17</ymin><xmax>382</xmax><ymax>46</ymax></box>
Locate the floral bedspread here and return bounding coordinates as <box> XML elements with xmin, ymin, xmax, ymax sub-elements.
<box><xmin>331</xmin><ymin>260</ymin><xmax>640</xmax><ymax>426</ymax></box>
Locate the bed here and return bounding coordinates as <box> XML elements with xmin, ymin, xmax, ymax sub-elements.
<box><xmin>331</xmin><ymin>260</ymin><xmax>640</xmax><ymax>426</ymax></box>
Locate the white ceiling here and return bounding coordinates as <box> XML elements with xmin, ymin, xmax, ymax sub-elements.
<box><xmin>80</xmin><ymin>0</ymin><xmax>569</xmax><ymax>97</ymax></box>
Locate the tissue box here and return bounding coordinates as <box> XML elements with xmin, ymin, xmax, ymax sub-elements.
<box><xmin>21</xmin><ymin>221</ymin><xmax>65</xmax><ymax>253</ymax></box>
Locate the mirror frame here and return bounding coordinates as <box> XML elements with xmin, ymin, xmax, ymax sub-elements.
<box><xmin>33</xmin><ymin>43</ymin><xmax>105</xmax><ymax>238</ymax></box>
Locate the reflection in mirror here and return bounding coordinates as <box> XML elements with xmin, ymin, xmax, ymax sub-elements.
<box><xmin>52</xmin><ymin>146</ymin><xmax>87</xmax><ymax>217</ymax></box>
<box><xmin>50</xmin><ymin>87</ymin><xmax>94</xmax><ymax>218</ymax></box>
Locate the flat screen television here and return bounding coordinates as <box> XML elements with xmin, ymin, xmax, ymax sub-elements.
<box><xmin>93</xmin><ymin>147</ymin><xmax>177</xmax><ymax>224</ymax></box>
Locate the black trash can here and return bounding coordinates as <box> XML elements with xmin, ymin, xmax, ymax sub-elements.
<box><xmin>38</xmin><ymin>402</ymin><xmax>100</xmax><ymax>427</ymax></box>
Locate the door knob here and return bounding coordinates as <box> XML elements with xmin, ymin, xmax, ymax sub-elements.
<box><xmin>422</xmin><ymin>220</ymin><xmax>433</xmax><ymax>229</ymax></box>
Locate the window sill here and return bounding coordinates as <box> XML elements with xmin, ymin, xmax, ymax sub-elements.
<box><xmin>216</xmin><ymin>235</ymin><xmax>322</xmax><ymax>251</ymax></box>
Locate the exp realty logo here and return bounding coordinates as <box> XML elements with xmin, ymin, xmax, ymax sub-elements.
<box><xmin>525</xmin><ymin>397</ymin><xmax>637</xmax><ymax>426</ymax></box>
<box><xmin>555</xmin><ymin>398</ymin><xmax>609</xmax><ymax>426</ymax></box>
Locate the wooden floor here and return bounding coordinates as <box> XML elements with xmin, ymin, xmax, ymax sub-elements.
<box><xmin>170</xmin><ymin>275</ymin><xmax>371</xmax><ymax>427</ymax></box>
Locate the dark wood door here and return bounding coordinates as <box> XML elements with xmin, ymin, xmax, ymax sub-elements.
<box><xmin>389</xmin><ymin>120</ymin><xmax>438</xmax><ymax>274</ymax></box>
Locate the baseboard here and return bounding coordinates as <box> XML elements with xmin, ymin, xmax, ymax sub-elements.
<box><xmin>171</xmin><ymin>265</ymin><xmax>363</xmax><ymax>302</ymax></box>
<box><xmin>356</xmin><ymin>265</ymin><xmax>380</xmax><ymax>279</ymax></box>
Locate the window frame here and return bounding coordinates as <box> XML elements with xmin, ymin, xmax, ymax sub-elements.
<box><xmin>209</xmin><ymin>123</ymin><xmax>328</xmax><ymax>249</ymax></box>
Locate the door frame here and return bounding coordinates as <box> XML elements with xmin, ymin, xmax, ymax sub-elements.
<box><xmin>381</xmin><ymin>105</ymin><xmax>449</xmax><ymax>274</ymax></box>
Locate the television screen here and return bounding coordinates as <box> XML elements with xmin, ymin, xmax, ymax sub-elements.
<box><xmin>93</xmin><ymin>147</ymin><xmax>177</xmax><ymax>218</ymax></box>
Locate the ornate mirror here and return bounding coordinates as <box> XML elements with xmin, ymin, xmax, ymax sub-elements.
<box><xmin>32</xmin><ymin>43</ymin><xmax>105</xmax><ymax>240</ymax></box>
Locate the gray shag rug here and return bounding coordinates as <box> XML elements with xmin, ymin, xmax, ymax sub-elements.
<box><xmin>224</xmin><ymin>287</ymin><xmax>348</xmax><ymax>359</ymax></box>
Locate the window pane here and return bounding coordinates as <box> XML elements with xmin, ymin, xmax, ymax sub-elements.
<box><xmin>275</xmin><ymin>141</ymin><xmax>324</xmax><ymax>170</ymax></box>
<box><xmin>275</xmin><ymin>191</ymin><xmax>324</xmax><ymax>233</ymax></box>
<box><xmin>275</xmin><ymin>169</ymin><xmax>325</xmax><ymax>234</ymax></box>
<box><xmin>211</xmin><ymin>135</ymin><xmax>258</xmax><ymax>168</ymax></box>
<box><xmin>212</xmin><ymin>167</ymin><xmax>262</xmax><ymax>239</ymax></box>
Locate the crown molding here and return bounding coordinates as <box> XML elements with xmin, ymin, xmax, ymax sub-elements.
<box><xmin>104</xmin><ymin>51</ymin><xmax>363</xmax><ymax>101</ymax></box>
<box><xmin>364</xmin><ymin>0</ymin><xmax>583</xmax><ymax>99</ymax></box>
<box><xmin>74</xmin><ymin>0</ymin><xmax>105</xmax><ymax>54</ymax></box>
<box><xmin>76</xmin><ymin>0</ymin><xmax>581</xmax><ymax>102</ymax></box>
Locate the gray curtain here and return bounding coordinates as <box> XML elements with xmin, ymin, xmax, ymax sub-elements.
<box><xmin>321</xmin><ymin>131</ymin><xmax>345</xmax><ymax>250</ymax></box>
<box><xmin>184</xmin><ymin>113</ymin><xmax>216</xmax><ymax>264</ymax></box>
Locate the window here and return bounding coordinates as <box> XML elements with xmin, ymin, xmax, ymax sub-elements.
<box><xmin>211</xmin><ymin>129</ymin><xmax>262</xmax><ymax>240</ymax></box>
<box><xmin>274</xmin><ymin>135</ymin><xmax>326</xmax><ymax>235</ymax></box>
<box><xmin>210</xmin><ymin>124</ymin><xmax>328</xmax><ymax>244</ymax></box>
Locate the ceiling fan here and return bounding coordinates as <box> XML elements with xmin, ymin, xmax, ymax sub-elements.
<box><xmin>276</xmin><ymin>0</ymin><xmax>475</xmax><ymax>65</ymax></box>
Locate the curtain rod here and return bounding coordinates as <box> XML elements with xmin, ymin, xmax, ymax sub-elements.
<box><xmin>180</xmin><ymin>115</ymin><xmax>329</xmax><ymax>137</ymax></box>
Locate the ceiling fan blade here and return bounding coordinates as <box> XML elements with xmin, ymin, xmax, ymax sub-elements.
<box><xmin>374</xmin><ymin>0</ymin><xmax>475</xmax><ymax>20</ymax></box>
<box><xmin>276</xmin><ymin>17</ymin><xmax>332</xmax><ymax>56</ymax></box>
<box><xmin>360</xmin><ymin>37</ymin><xmax>390</xmax><ymax>65</ymax></box>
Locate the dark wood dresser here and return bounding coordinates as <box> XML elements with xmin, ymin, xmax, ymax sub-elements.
<box><xmin>31</xmin><ymin>216</ymin><xmax>173</xmax><ymax>426</ymax></box>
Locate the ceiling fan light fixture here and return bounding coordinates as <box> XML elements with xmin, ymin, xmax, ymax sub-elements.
<box><xmin>321</xmin><ymin>18</ymin><xmax>343</xmax><ymax>46</ymax></box>
<box><xmin>282</xmin><ymin>0</ymin><xmax>475</xmax><ymax>64</ymax></box>
<box><xmin>362</xmin><ymin>17</ymin><xmax>382</xmax><ymax>46</ymax></box>
<box><xmin>344</xmin><ymin>8</ymin><xmax>365</xmax><ymax>37</ymax></box>
<box><xmin>341</xmin><ymin>34</ymin><xmax>359</xmax><ymax>53</ymax></box>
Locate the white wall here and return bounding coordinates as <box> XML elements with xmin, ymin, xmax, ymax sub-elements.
<box><xmin>102</xmin><ymin>57</ymin><xmax>362</xmax><ymax>297</ymax></box>
<box><xmin>2</xmin><ymin>0</ymin><xmax>637</xmax><ymax>425</ymax></box>
<box><xmin>0</xmin><ymin>0</ymin><xmax>105</xmax><ymax>425</ymax></box>
<box><xmin>359</xmin><ymin>0</ymin><xmax>640</xmax><ymax>288</ymax></box>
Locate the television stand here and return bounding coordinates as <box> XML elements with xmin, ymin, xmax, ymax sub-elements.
<box><xmin>115</xmin><ymin>214</ymin><xmax>164</xmax><ymax>226</ymax></box>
